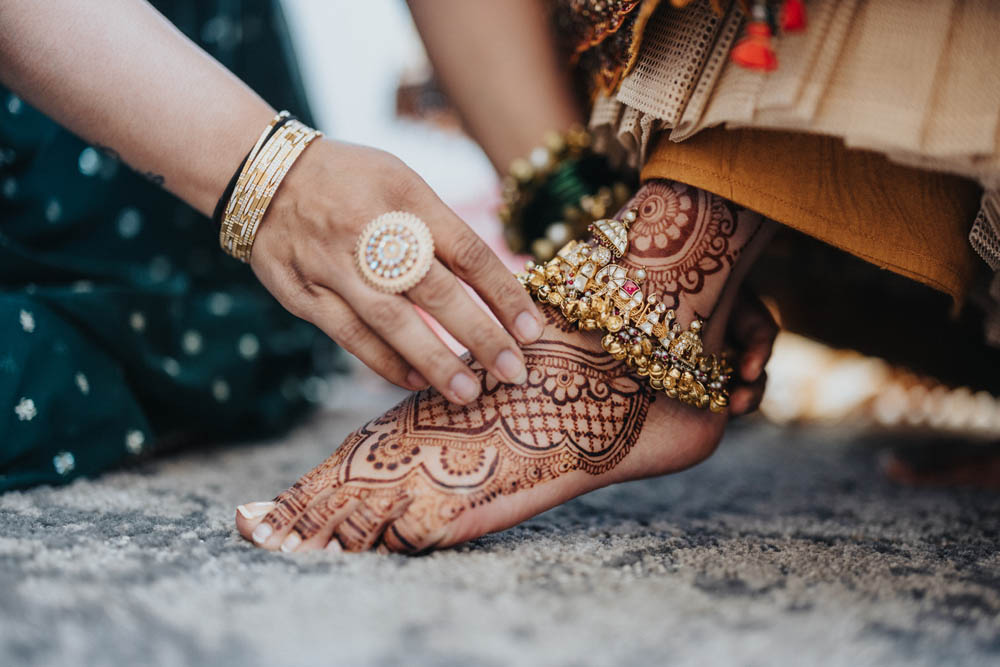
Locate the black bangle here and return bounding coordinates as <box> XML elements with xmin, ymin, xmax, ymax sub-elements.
<box><xmin>212</xmin><ymin>114</ymin><xmax>298</xmax><ymax>228</ymax></box>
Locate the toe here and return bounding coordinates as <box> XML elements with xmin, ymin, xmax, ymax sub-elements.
<box><xmin>235</xmin><ymin>501</ymin><xmax>276</xmax><ymax>539</ymax></box>
<box><xmin>245</xmin><ymin>480</ymin><xmax>325</xmax><ymax>550</ymax></box>
<box><xmin>279</xmin><ymin>488</ymin><xmax>359</xmax><ymax>552</ymax></box>
<box><xmin>332</xmin><ymin>493</ymin><xmax>412</xmax><ymax>552</ymax></box>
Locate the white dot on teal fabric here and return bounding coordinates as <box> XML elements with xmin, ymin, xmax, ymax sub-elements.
<box><xmin>78</xmin><ymin>147</ymin><xmax>102</xmax><ymax>177</ymax></box>
<box><xmin>181</xmin><ymin>330</ymin><xmax>203</xmax><ymax>355</ymax></box>
<box><xmin>45</xmin><ymin>199</ymin><xmax>62</xmax><ymax>223</ymax></box>
<box><xmin>125</xmin><ymin>430</ymin><xmax>145</xmax><ymax>455</ymax></box>
<box><xmin>24</xmin><ymin>283</ymin><xmax>37</xmax><ymax>295</ymax></box>
<box><xmin>149</xmin><ymin>255</ymin><xmax>171</xmax><ymax>282</ymax></box>
<box><xmin>238</xmin><ymin>333</ymin><xmax>259</xmax><ymax>359</ymax></box>
<box><xmin>207</xmin><ymin>292</ymin><xmax>233</xmax><ymax>316</ymax></box>
<box><xmin>71</xmin><ymin>280</ymin><xmax>93</xmax><ymax>293</ymax></box>
<box><xmin>211</xmin><ymin>378</ymin><xmax>230</xmax><ymax>402</ymax></box>
<box><xmin>0</xmin><ymin>148</ymin><xmax>14</xmax><ymax>167</ymax></box>
<box><xmin>75</xmin><ymin>372</ymin><xmax>90</xmax><ymax>395</ymax></box>
<box><xmin>18</xmin><ymin>309</ymin><xmax>34</xmax><ymax>333</ymax></box>
<box><xmin>302</xmin><ymin>376</ymin><xmax>329</xmax><ymax>403</ymax></box>
<box><xmin>6</xmin><ymin>94</ymin><xmax>22</xmax><ymax>115</ymax></box>
<box><xmin>116</xmin><ymin>207</ymin><xmax>143</xmax><ymax>238</ymax></box>
<box><xmin>162</xmin><ymin>357</ymin><xmax>181</xmax><ymax>377</ymax></box>
<box><xmin>14</xmin><ymin>397</ymin><xmax>36</xmax><ymax>421</ymax></box>
<box><xmin>1</xmin><ymin>178</ymin><xmax>16</xmax><ymax>198</ymax></box>
<box><xmin>53</xmin><ymin>451</ymin><xmax>75</xmax><ymax>476</ymax></box>
<box><xmin>129</xmin><ymin>311</ymin><xmax>146</xmax><ymax>332</ymax></box>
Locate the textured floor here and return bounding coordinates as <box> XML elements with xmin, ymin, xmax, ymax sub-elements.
<box><xmin>2</xmin><ymin>390</ymin><xmax>1000</xmax><ymax>666</ymax></box>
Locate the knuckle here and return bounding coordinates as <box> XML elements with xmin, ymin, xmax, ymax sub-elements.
<box><xmin>412</xmin><ymin>270</ymin><xmax>455</xmax><ymax>312</ymax></box>
<box><xmin>367</xmin><ymin>298</ymin><xmax>405</xmax><ymax>327</ymax></box>
<box><xmin>449</xmin><ymin>232</ymin><xmax>493</xmax><ymax>277</ymax></box>
<box><xmin>332</xmin><ymin>315</ymin><xmax>370</xmax><ymax>347</ymax></box>
<box><xmin>423</xmin><ymin>347</ymin><xmax>461</xmax><ymax>379</ymax></box>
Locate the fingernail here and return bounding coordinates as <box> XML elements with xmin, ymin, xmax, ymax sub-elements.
<box><xmin>495</xmin><ymin>349</ymin><xmax>527</xmax><ymax>385</ymax></box>
<box><xmin>326</xmin><ymin>539</ymin><xmax>343</xmax><ymax>554</ymax></box>
<box><xmin>743</xmin><ymin>359</ymin><xmax>761</xmax><ymax>381</ymax></box>
<box><xmin>449</xmin><ymin>373</ymin><xmax>480</xmax><ymax>403</ymax></box>
<box><xmin>237</xmin><ymin>501</ymin><xmax>275</xmax><ymax>519</ymax></box>
<box><xmin>252</xmin><ymin>523</ymin><xmax>272</xmax><ymax>544</ymax></box>
<box><xmin>515</xmin><ymin>311</ymin><xmax>543</xmax><ymax>343</ymax></box>
<box><xmin>280</xmin><ymin>533</ymin><xmax>301</xmax><ymax>553</ymax></box>
<box><xmin>406</xmin><ymin>369</ymin><xmax>429</xmax><ymax>390</ymax></box>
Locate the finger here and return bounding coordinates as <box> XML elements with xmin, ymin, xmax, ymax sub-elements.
<box><xmin>407</xmin><ymin>261</ymin><xmax>526</xmax><ymax>385</ymax></box>
<box><xmin>730</xmin><ymin>371</ymin><xmax>767</xmax><ymax>416</ymax></box>
<box><xmin>729</xmin><ymin>291</ymin><xmax>778</xmax><ymax>382</ymax></box>
<box><xmin>304</xmin><ymin>289</ymin><xmax>428</xmax><ymax>391</ymax></box>
<box><xmin>339</xmin><ymin>281</ymin><xmax>483</xmax><ymax>405</ymax></box>
<box><xmin>421</xmin><ymin>206</ymin><xmax>543</xmax><ymax>345</ymax></box>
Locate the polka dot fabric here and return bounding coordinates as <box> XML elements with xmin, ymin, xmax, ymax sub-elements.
<box><xmin>0</xmin><ymin>0</ymin><xmax>339</xmax><ymax>490</ymax></box>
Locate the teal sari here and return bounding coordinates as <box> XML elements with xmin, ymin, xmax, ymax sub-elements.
<box><xmin>0</xmin><ymin>0</ymin><xmax>338</xmax><ymax>490</ymax></box>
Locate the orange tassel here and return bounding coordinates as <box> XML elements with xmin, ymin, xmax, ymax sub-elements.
<box><xmin>731</xmin><ymin>21</ymin><xmax>778</xmax><ymax>71</ymax></box>
<box><xmin>781</xmin><ymin>0</ymin><xmax>807</xmax><ymax>32</ymax></box>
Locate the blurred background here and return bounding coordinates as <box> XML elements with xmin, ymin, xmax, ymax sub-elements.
<box><xmin>280</xmin><ymin>0</ymin><xmax>1000</xmax><ymax>445</ymax></box>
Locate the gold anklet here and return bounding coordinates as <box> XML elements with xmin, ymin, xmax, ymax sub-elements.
<box><xmin>516</xmin><ymin>208</ymin><xmax>732</xmax><ymax>412</ymax></box>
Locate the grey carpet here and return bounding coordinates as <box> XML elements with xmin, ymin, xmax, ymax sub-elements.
<box><xmin>2</xmin><ymin>388</ymin><xmax>1000</xmax><ymax>666</ymax></box>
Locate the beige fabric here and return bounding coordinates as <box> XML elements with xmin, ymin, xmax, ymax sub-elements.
<box><xmin>590</xmin><ymin>0</ymin><xmax>1000</xmax><ymax>342</ymax></box>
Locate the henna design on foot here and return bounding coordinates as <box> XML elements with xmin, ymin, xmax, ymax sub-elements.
<box><xmin>239</xmin><ymin>179</ymin><xmax>766</xmax><ymax>555</ymax></box>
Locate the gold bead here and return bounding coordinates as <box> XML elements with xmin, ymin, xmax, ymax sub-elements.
<box><xmin>629</xmin><ymin>343</ymin><xmax>643</xmax><ymax>358</ymax></box>
<box><xmin>510</xmin><ymin>158</ymin><xmax>533</xmax><ymax>182</ymax></box>
<box><xmin>649</xmin><ymin>362</ymin><xmax>665</xmax><ymax>380</ymax></box>
<box><xmin>640</xmin><ymin>338</ymin><xmax>654</xmax><ymax>356</ymax></box>
<box><xmin>606</xmin><ymin>314</ymin><xmax>624</xmax><ymax>333</ymax></box>
<box><xmin>532</xmin><ymin>238</ymin><xmax>556</xmax><ymax>261</ymax></box>
<box><xmin>650</xmin><ymin>378</ymin><xmax>664</xmax><ymax>390</ymax></box>
<box><xmin>548</xmin><ymin>291</ymin><xmax>564</xmax><ymax>306</ymax></box>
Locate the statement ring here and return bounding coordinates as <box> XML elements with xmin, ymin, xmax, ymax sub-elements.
<box><xmin>355</xmin><ymin>211</ymin><xmax>435</xmax><ymax>294</ymax></box>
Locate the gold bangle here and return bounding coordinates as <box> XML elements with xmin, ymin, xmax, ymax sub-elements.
<box><xmin>219</xmin><ymin>116</ymin><xmax>321</xmax><ymax>263</ymax></box>
<box><xmin>516</xmin><ymin>208</ymin><xmax>732</xmax><ymax>412</ymax></box>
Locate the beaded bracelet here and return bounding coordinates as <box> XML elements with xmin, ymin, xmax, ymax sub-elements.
<box><xmin>516</xmin><ymin>208</ymin><xmax>732</xmax><ymax>412</ymax></box>
<box><xmin>499</xmin><ymin>125</ymin><xmax>633</xmax><ymax>261</ymax></box>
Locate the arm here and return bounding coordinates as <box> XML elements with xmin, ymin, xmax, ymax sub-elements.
<box><xmin>406</xmin><ymin>0</ymin><xmax>583</xmax><ymax>172</ymax></box>
<box><xmin>0</xmin><ymin>0</ymin><xmax>544</xmax><ymax>404</ymax></box>
<box><xmin>0</xmin><ymin>0</ymin><xmax>272</xmax><ymax>215</ymax></box>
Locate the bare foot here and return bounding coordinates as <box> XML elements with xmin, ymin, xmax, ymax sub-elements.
<box><xmin>237</xmin><ymin>181</ymin><xmax>772</xmax><ymax>553</ymax></box>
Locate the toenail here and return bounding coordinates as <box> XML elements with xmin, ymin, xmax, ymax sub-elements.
<box><xmin>280</xmin><ymin>533</ymin><xmax>301</xmax><ymax>553</ymax></box>
<box><xmin>237</xmin><ymin>501</ymin><xmax>275</xmax><ymax>519</ymax></box>
<box><xmin>515</xmin><ymin>311</ymin><xmax>543</xmax><ymax>343</ymax></box>
<box><xmin>252</xmin><ymin>523</ymin><xmax>272</xmax><ymax>544</ymax></box>
<box><xmin>495</xmin><ymin>349</ymin><xmax>527</xmax><ymax>385</ymax></box>
<box><xmin>326</xmin><ymin>539</ymin><xmax>343</xmax><ymax>554</ymax></box>
<box><xmin>449</xmin><ymin>373</ymin><xmax>480</xmax><ymax>403</ymax></box>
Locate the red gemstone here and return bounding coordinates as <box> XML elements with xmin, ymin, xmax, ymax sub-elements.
<box><xmin>621</xmin><ymin>280</ymin><xmax>640</xmax><ymax>296</ymax></box>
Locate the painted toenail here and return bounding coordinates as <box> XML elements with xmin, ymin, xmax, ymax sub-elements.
<box><xmin>237</xmin><ymin>501</ymin><xmax>275</xmax><ymax>519</ymax></box>
<box><xmin>515</xmin><ymin>311</ymin><xmax>543</xmax><ymax>343</ymax></box>
<box><xmin>252</xmin><ymin>523</ymin><xmax>272</xmax><ymax>544</ymax></box>
<box><xmin>449</xmin><ymin>373</ymin><xmax>480</xmax><ymax>403</ymax></box>
<box><xmin>280</xmin><ymin>533</ymin><xmax>301</xmax><ymax>553</ymax></box>
<box><xmin>495</xmin><ymin>349</ymin><xmax>527</xmax><ymax>385</ymax></box>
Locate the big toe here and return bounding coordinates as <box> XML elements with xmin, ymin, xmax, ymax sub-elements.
<box><xmin>235</xmin><ymin>501</ymin><xmax>276</xmax><ymax>541</ymax></box>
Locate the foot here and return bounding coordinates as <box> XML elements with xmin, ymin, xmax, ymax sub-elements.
<box><xmin>237</xmin><ymin>181</ymin><xmax>770</xmax><ymax>553</ymax></box>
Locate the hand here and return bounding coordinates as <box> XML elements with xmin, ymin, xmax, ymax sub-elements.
<box><xmin>250</xmin><ymin>138</ymin><xmax>544</xmax><ymax>405</ymax></box>
<box><xmin>726</xmin><ymin>288</ymin><xmax>779</xmax><ymax>416</ymax></box>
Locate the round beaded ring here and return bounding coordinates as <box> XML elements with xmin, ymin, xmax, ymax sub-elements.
<box><xmin>355</xmin><ymin>211</ymin><xmax>435</xmax><ymax>294</ymax></box>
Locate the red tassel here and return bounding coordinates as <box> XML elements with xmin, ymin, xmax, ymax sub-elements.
<box><xmin>731</xmin><ymin>22</ymin><xmax>778</xmax><ymax>71</ymax></box>
<box><xmin>781</xmin><ymin>0</ymin><xmax>807</xmax><ymax>32</ymax></box>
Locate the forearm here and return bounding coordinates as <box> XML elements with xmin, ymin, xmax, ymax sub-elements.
<box><xmin>0</xmin><ymin>0</ymin><xmax>275</xmax><ymax>215</ymax></box>
<box><xmin>407</xmin><ymin>0</ymin><xmax>582</xmax><ymax>173</ymax></box>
